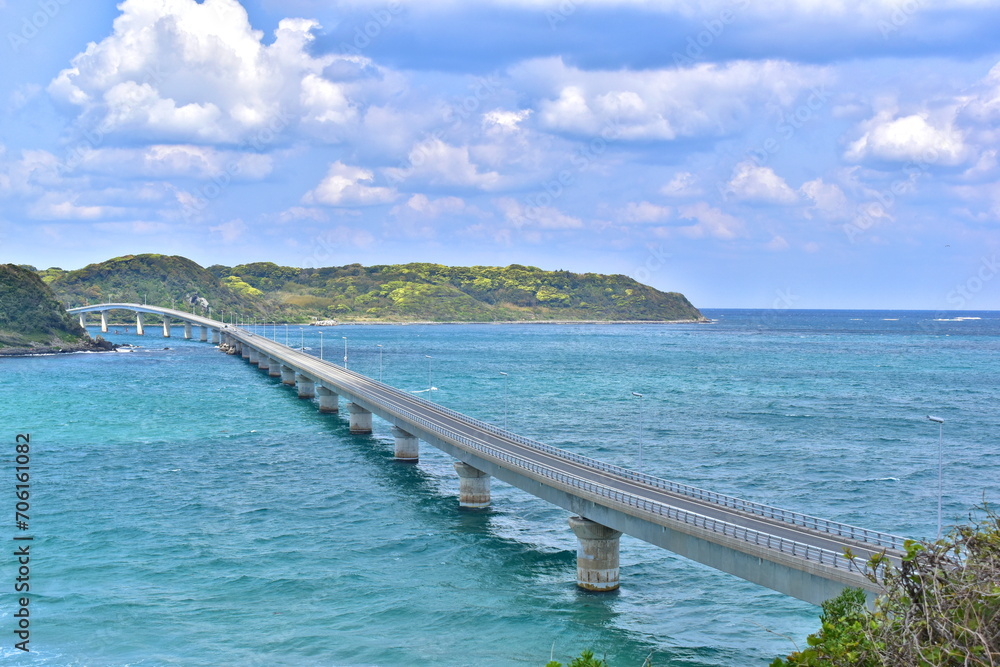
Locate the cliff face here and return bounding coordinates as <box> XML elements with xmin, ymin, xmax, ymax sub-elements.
<box><xmin>0</xmin><ymin>264</ymin><xmax>91</xmax><ymax>352</ymax></box>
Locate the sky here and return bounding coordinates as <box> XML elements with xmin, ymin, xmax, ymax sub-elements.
<box><xmin>1</xmin><ymin>0</ymin><xmax>999</xmax><ymax>309</ymax></box>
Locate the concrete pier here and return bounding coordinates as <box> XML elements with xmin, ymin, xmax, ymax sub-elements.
<box><xmin>200</xmin><ymin>326</ymin><xmax>208</xmax><ymax>342</ymax></box>
<box><xmin>391</xmin><ymin>426</ymin><xmax>419</xmax><ymax>462</ymax></box>
<box><xmin>316</xmin><ymin>386</ymin><xmax>339</xmax><ymax>413</ymax></box>
<box><xmin>268</xmin><ymin>357</ymin><xmax>281</xmax><ymax>377</ymax></box>
<box><xmin>248</xmin><ymin>348</ymin><xmax>259</xmax><ymax>365</ymax></box>
<box><xmin>348</xmin><ymin>403</ymin><xmax>373</xmax><ymax>434</ymax></box>
<box><xmin>280</xmin><ymin>365</ymin><xmax>295</xmax><ymax>385</ymax></box>
<box><xmin>162</xmin><ymin>317</ymin><xmax>170</xmax><ymax>337</ymax></box>
<box><xmin>184</xmin><ymin>322</ymin><xmax>192</xmax><ymax>339</ymax></box>
<box><xmin>136</xmin><ymin>313</ymin><xmax>144</xmax><ymax>335</ymax></box>
<box><xmin>454</xmin><ymin>462</ymin><xmax>490</xmax><ymax>507</ymax></box>
<box><xmin>242</xmin><ymin>344</ymin><xmax>251</xmax><ymax>360</ymax></box>
<box><xmin>295</xmin><ymin>374</ymin><xmax>315</xmax><ymax>399</ymax></box>
<box><xmin>79</xmin><ymin>313</ymin><xmax>86</xmax><ymax>328</ymax></box>
<box><xmin>568</xmin><ymin>516</ymin><xmax>622</xmax><ymax>592</ymax></box>
<box><xmin>100</xmin><ymin>311</ymin><xmax>108</xmax><ymax>333</ymax></box>
<box><xmin>257</xmin><ymin>354</ymin><xmax>269</xmax><ymax>370</ymax></box>
<box><xmin>211</xmin><ymin>329</ymin><xmax>220</xmax><ymax>344</ymax></box>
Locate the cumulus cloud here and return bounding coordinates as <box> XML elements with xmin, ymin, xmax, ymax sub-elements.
<box><xmin>305</xmin><ymin>161</ymin><xmax>397</xmax><ymax>206</ymax></box>
<box><xmin>660</xmin><ymin>171</ymin><xmax>702</xmax><ymax>197</ymax></box>
<box><xmin>210</xmin><ymin>219</ymin><xmax>247</xmax><ymax>243</ymax></box>
<box><xmin>845</xmin><ymin>111</ymin><xmax>969</xmax><ymax>166</ymax></box>
<box><xmin>495</xmin><ymin>197</ymin><xmax>582</xmax><ymax>229</ymax></box>
<box><xmin>385</xmin><ymin>138</ymin><xmax>501</xmax><ymax>189</ymax></box>
<box><xmin>77</xmin><ymin>145</ymin><xmax>273</xmax><ymax>180</ymax></box>
<box><xmin>725</xmin><ymin>161</ymin><xmax>798</xmax><ymax>204</ymax></box>
<box><xmin>800</xmin><ymin>178</ymin><xmax>850</xmax><ymax>219</ymax></box>
<box><xmin>391</xmin><ymin>193</ymin><xmax>470</xmax><ymax>218</ymax></box>
<box><xmin>619</xmin><ymin>201</ymin><xmax>672</xmax><ymax>223</ymax></box>
<box><xmin>517</xmin><ymin>58</ymin><xmax>828</xmax><ymax>140</ymax></box>
<box><xmin>483</xmin><ymin>109</ymin><xmax>532</xmax><ymax>133</ymax></box>
<box><xmin>676</xmin><ymin>202</ymin><xmax>744</xmax><ymax>239</ymax></box>
<box><xmin>47</xmin><ymin>0</ymin><xmax>370</xmax><ymax>144</ymax></box>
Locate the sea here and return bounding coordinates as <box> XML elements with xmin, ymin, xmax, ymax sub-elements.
<box><xmin>1</xmin><ymin>309</ymin><xmax>998</xmax><ymax>666</ymax></box>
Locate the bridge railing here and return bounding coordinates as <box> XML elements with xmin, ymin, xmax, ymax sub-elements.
<box><xmin>356</xmin><ymin>389</ymin><xmax>870</xmax><ymax>578</ymax></box>
<box><xmin>242</xmin><ymin>334</ymin><xmax>905</xmax><ymax>555</ymax></box>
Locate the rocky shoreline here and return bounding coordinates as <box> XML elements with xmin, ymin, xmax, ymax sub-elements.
<box><xmin>0</xmin><ymin>336</ymin><xmax>119</xmax><ymax>357</ymax></box>
<box><xmin>308</xmin><ymin>317</ymin><xmax>711</xmax><ymax>326</ymax></box>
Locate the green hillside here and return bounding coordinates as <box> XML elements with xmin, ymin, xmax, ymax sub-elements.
<box><xmin>0</xmin><ymin>264</ymin><xmax>91</xmax><ymax>351</ymax></box>
<box><xmin>41</xmin><ymin>254</ymin><xmax>705</xmax><ymax>323</ymax></box>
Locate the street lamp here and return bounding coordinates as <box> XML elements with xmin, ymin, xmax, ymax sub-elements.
<box><xmin>632</xmin><ymin>392</ymin><xmax>644</xmax><ymax>473</ymax></box>
<box><xmin>927</xmin><ymin>415</ymin><xmax>945</xmax><ymax>539</ymax></box>
<box><xmin>342</xmin><ymin>336</ymin><xmax>348</xmax><ymax>369</ymax></box>
<box><xmin>377</xmin><ymin>345</ymin><xmax>383</xmax><ymax>381</ymax></box>
<box><xmin>425</xmin><ymin>355</ymin><xmax>433</xmax><ymax>391</ymax></box>
<box><xmin>499</xmin><ymin>372</ymin><xmax>509</xmax><ymax>430</ymax></box>
<box><xmin>285</xmin><ymin>324</ymin><xmax>289</xmax><ymax>346</ymax></box>
<box><xmin>319</xmin><ymin>331</ymin><xmax>324</xmax><ymax>361</ymax></box>
<box><xmin>299</xmin><ymin>327</ymin><xmax>304</xmax><ymax>351</ymax></box>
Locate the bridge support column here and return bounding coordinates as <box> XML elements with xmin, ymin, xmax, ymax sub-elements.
<box><xmin>100</xmin><ymin>311</ymin><xmax>108</xmax><ymax>333</ymax></box>
<box><xmin>241</xmin><ymin>344</ymin><xmax>251</xmax><ymax>360</ymax></box>
<box><xmin>79</xmin><ymin>313</ymin><xmax>86</xmax><ymax>329</ymax></box>
<box><xmin>347</xmin><ymin>403</ymin><xmax>372</xmax><ymax>434</ymax></box>
<box><xmin>391</xmin><ymin>426</ymin><xmax>419</xmax><ymax>462</ymax></box>
<box><xmin>184</xmin><ymin>322</ymin><xmax>192</xmax><ymax>339</ymax></box>
<box><xmin>162</xmin><ymin>317</ymin><xmax>170</xmax><ymax>337</ymax></box>
<box><xmin>268</xmin><ymin>357</ymin><xmax>281</xmax><ymax>377</ymax></box>
<box><xmin>200</xmin><ymin>326</ymin><xmax>208</xmax><ymax>342</ymax></box>
<box><xmin>454</xmin><ymin>462</ymin><xmax>490</xmax><ymax>508</ymax></box>
<box><xmin>248</xmin><ymin>348</ymin><xmax>259</xmax><ymax>365</ymax></box>
<box><xmin>280</xmin><ymin>365</ymin><xmax>295</xmax><ymax>385</ymax></box>
<box><xmin>295</xmin><ymin>374</ymin><xmax>315</xmax><ymax>399</ymax></box>
<box><xmin>211</xmin><ymin>329</ymin><xmax>220</xmax><ymax>344</ymax></box>
<box><xmin>316</xmin><ymin>386</ymin><xmax>339</xmax><ymax>413</ymax></box>
<box><xmin>568</xmin><ymin>516</ymin><xmax>622</xmax><ymax>592</ymax></box>
<box><xmin>136</xmin><ymin>313</ymin><xmax>144</xmax><ymax>335</ymax></box>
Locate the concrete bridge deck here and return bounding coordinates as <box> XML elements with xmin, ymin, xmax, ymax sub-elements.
<box><xmin>69</xmin><ymin>304</ymin><xmax>907</xmax><ymax>605</ymax></box>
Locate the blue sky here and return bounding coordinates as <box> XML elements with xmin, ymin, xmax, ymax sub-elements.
<box><xmin>1</xmin><ymin>0</ymin><xmax>998</xmax><ymax>309</ymax></box>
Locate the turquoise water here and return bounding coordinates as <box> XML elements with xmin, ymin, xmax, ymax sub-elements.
<box><xmin>2</xmin><ymin>310</ymin><xmax>998</xmax><ymax>666</ymax></box>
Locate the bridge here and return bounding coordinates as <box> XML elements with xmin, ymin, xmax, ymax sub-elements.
<box><xmin>69</xmin><ymin>303</ymin><xmax>907</xmax><ymax>606</ymax></box>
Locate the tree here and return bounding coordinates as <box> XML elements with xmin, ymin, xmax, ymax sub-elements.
<box><xmin>773</xmin><ymin>505</ymin><xmax>1000</xmax><ymax>666</ymax></box>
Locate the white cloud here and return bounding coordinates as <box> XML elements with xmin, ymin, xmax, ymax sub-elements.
<box><xmin>619</xmin><ymin>201</ymin><xmax>672</xmax><ymax>223</ymax></box>
<box><xmin>483</xmin><ymin>109</ymin><xmax>532</xmax><ymax>133</ymax></box>
<box><xmin>800</xmin><ymin>178</ymin><xmax>850</xmax><ymax>219</ymax></box>
<box><xmin>495</xmin><ymin>197</ymin><xmax>583</xmax><ymax>229</ymax></box>
<box><xmin>726</xmin><ymin>161</ymin><xmax>798</xmax><ymax>204</ymax></box>
<box><xmin>660</xmin><ymin>171</ymin><xmax>702</xmax><ymax>198</ymax></box>
<box><xmin>28</xmin><ymin>194</ymin><xmax>123</xmax><ymax>220</ymax></box>
<box><xmin>845</xmin><ymin>111</ymin><xmax>968</xmax><ymax>166</ymax></box>
<box><xmin>47</xmin><ymin>0</ymin><xmax>371</xmax><ymax>144</ymax></box>
<box><xmin>385</xmin><ymin>139</ymin><xmax>501</xmax><ymax>189</ymax></box>
<box><xmin>391</xmin><ymin>194</ymin><xmax>469</xmax><ymax>218</ymax></box>
<box><xmin>77</xmin><ymin>145</ymin><xmax>273</xmax><ymax>180</ymax></box>
<box><xmin>277</xmin><ymin>207</ymin><xmax>328</xmax><ymax>224</ymax></box>
<box><xmin>210</xmin><ymin>218</ymin><xmax>247</xmax><ymax>243</ymax></box>
<box><xmin>676</xmin><ymin>202</ymin><xmax>744</xmax><ymax>239</ymax></box>
<box><xmin>305</xmin><ymin>161</ymin><xmax>397</xmax><ymax>206</ymax></box>
<box><xmin>518</xmin><ymin>58</ymin><xmax>828</xmax><ymax>141</ymax></box>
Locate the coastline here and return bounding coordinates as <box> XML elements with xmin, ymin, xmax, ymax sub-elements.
<box><xmin>0</xmin><ymin>338</ymin><xmax>119</xmax><ymax>358</ymax></box>
<box><xmin>309</xmin><ymin>317</ymin><xmax>711</xmax><ymax>326</ymax></box>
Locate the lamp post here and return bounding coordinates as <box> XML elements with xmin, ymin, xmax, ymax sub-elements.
<box><xmin>499</xmin><ymin>372</ymin><xmax>509</xmax><ymax>430</ymax></box>
<box><xmin>319</xmin><ymin>331</ymin><xmax>324</xmax><ymax>361</ymax></box>
<box><xmin>927</xmin><ymin>415</ymin><xmax>945</xmax><ymax>539</ymax></box>
<box><xmin>299</xmin><ymin>327</ymin><xmax>304</xmax><ymax>351</ymax></box>
<box><xmin>377</xmin><ymin>345</ymin><xmax>383</xmax><ymax>381</ymax></box>
<box><xmin>342</xmin><ymin>336</ymin><xmax>348</xmax><ymax>369</ymax></box>
<box><xmin>632</xmin><ymin>392</ymin><xmax>644</xmax><ymax>473</ymax></box>
<box><xmin>285</xmin><ymin>324</ymin><xmax>289</xmax><ymax>346</ymax></box>
<box><xmin>425</xmin><ymin>355</ymin><xmax>433</xmax><ymax>391</ymax></box>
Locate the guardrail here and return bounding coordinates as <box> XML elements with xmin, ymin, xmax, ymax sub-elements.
<box><xmin>357</xmin><ymin>389</ymin><xmax>869</xmax><ymax>578</ymax></box>
<box><xmin>235</xmin><ymin>331</ymin><xmax>906</xmax><ymax>557</ymax></box>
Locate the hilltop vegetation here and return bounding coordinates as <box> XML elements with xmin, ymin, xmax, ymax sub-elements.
<box><xmin>0</xmin><ymin>264</ymin><xmax>93</xmax><ymax>351</ymax></box>
<box><xmin>38</xmin><ymin>254</ymin><xmax>705</xmax><ymax>323</ymax></box>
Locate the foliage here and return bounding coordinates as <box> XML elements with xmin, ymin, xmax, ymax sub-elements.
<box><xmin>773</xmin><ymin>506</ymin><xmax>1000</xmax><ymax>666</ymax></box>
<box><xmin>0</xmin><ymin>264</ymin><xmax>88</xmax><ymax>348</ymax></box>
<box><xmin>546</xmin><ymin>649</ymin><xmax>609</xmax><ymax>667</ymax></box>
